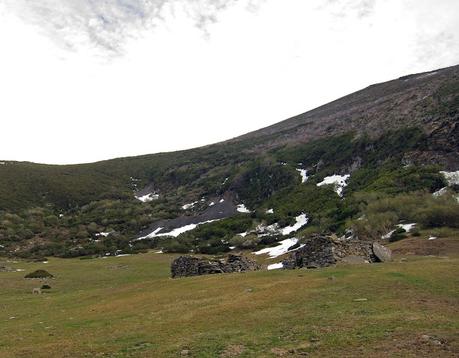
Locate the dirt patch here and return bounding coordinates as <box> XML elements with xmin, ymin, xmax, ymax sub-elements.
<box><xmin>220</xmin><ymin>344</ymin><xmax>245</xmax><ymax>357</ymax></box>
<box><xmin>389</xmin><ymin>237</ymin><xmax>459</xmax><ymax>256</ymax></box>
<box><xmin>370</xmin><ymin>332</ymin><xmax>458</xmax><ymax>357</ymax></box>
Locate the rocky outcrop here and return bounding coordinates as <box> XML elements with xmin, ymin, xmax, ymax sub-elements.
<box><xmin>282</xmin><ymin>234</ymin><xmax>389</xmax><ymax>269</ymax></box>
<box><xmin>171</xmin><ymin>254</ymin><xmax>260</xmax><ymax>278</ymax></box>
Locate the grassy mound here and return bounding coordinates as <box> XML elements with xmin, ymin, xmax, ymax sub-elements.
<box><xmin>24</xmin><ymin>269</ymin><xmax>54</xmax><ymax>279</ymax></box>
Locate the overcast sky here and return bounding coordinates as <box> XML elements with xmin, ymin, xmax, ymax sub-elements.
<box><xmin>0</xmin><ymin>0</ymin><xmax>458</xmax><ymax>164</ymax></box>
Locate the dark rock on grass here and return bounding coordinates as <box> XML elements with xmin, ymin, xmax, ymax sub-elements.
<box><xmin>171</xmin><ymin>254</ymin><xmax>260</xmax><ymax>278</ymax></box>
<box><xmin>41</xmin><ymin>284</ymin><xmax>52</xmax><ymax>290</ymax></box>
<box><xmin>373</xmin><ymin>242</ymin><xmax>392</xmax><ymax>262</ymax></box>
<box><xmin>24</xmin><ymin>269</ymin><xmax>54</xmax><ymax>279</ymax></box>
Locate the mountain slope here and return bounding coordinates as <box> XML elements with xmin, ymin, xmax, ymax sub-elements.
<box><xmin>0</xmin><ymin>65</ymin><xmax>458</xmax><ymax>258</ymax></box>
<box><xmin>235</xmin><ymin>65</ymin><xmax>458</xmax><ymax>162</ymax></box>
<box><xmin>1</xmin><ymin>65</ymin><xmax>458</xmax><ymax>212</ymax></box>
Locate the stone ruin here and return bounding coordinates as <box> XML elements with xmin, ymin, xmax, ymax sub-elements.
<box><xmin>282</xmin><ymin>234</ymin><xmax>391</xmax><ymax>269</ymax></box>
<box><xmin>171</xmin><ymin>236</ymin><xmax>392</xmax><ymax>277</ymax></box>
<box><xmin>171</xmin><ymin>254</ymin><xmax>260</xmax><ymax>278</ymax></box>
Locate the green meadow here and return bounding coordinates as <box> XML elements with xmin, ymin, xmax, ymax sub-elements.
<box><xmin>1</xmin><ymin>238</ymin><xmax>458</xmax><ymax>358</ymax></box>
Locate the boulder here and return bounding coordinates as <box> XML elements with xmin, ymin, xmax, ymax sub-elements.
<box><xmin>171</xmin><ymin>254</ymin><xmax>260</xmax><ymax>278</ymax></box>
<box><xmin>372</xmin><ymin>242</ymin><xmax>392</xmax><ymax>262</ymax></box>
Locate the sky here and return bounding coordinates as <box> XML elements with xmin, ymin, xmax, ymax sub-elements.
<box><xmin>0</xmin><ymin>0</ymin><xmax>458</xmax><ymax>164</ymax></box>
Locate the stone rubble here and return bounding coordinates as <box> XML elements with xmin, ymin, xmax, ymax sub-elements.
<box><xmin>171</xmin><ymin>254</ymin><xmax>260</xmax><ymax>278</ymax></box>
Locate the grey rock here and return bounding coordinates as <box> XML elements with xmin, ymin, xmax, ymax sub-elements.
<box><xmin>372</xmin><ymin>242</ymin><xmax>392</xmax><ymax>262</ymax></box>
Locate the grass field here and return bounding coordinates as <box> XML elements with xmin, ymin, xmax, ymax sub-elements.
<box><xmin>1</xmin><ymin>240</ymin><xmax>458</xmax><ymax>357</ymax></box>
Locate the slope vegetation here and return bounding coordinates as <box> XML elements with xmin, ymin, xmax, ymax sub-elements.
<box><xmin>0</xmin><ymin>65</ymin><xmax>458</xmax><ymax>258</ymax></box>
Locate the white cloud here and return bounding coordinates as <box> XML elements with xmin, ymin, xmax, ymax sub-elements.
<box><xmin>0</xmin><ymin>0</ymin><xmax>458</xmax><ymax>164</ymax></box>
<box><xmin>1</xmin><ymin>0</ymin><xmax>262</xmax><ymax>54</ymax></box>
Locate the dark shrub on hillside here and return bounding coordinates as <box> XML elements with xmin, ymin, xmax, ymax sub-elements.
<box><xmin>416</xmin><ymin>205</ymin><xmax>459</xmax><ymax>228</ymax></box>
<box><xmin>41</xmin><ymin>284</ymin><xmax>51</xmax><ymax>290</ymax></box>
<box><xmin>388</xmin><ymin>228</ymin><xmax>408</xmax><ymax>242</ymax></box>
<box><xmin>24</xmin><ymin>269</ymin><xmax>54</xmax><ymax>279</ymax></box>
<box><xmin>233</xmin><ymin>163</ymin><xmax>298</xmax><ymax>207</ymax></box>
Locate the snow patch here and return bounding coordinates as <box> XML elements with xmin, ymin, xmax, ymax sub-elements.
<box><xmin>440</xmin><ymin>171</ymin><xmax>459</xmax><ymax>186</ymax></box>
<box><xmin>281</xmin><ymin>214</ymin><xmax>308</xmax><ymax>235</ymax></box>
<box><xmin>0</xmin><ymin>162</ymin><xmax>5</xmax><ymax>165</ymax></box>
<box><xmin>433</xmin><ymin>187</ymin><xmax>448</xmax><ymax>197</ymax></box>
<box><xmin>265</xmin><ymin>208</ymin><xmax>274</xmax><ymax>214</ymax></box>
<box><xmin>296</xmin><ymin>169</ymin><xmax>308</xmax><ymax>183</ymax></box>
<box><xmin>135</xmin><ymin>193</ymin><xmax>159</xmax><ymax>202</ymax></box>
<box><xmin>254</xmin><ymin>238</ymin><xmax>301</xmax><ymax>258</ymax></box>
<box><xmin>428</xmin><ymin>236</ymin><xmax>437</xmax><ymax>240</ymax></box>
<box><xmin>381</xmin><ymin>230</ymin><xmax>395</xmax><ymax>240</ymax></box>
<box><xmin>137</xmin><ymin>220</ymin><xmax>220</xmax><ymax>240</ymax></box>
<box><xmin>317</xmin><ymin>174</ymin><xmax>350</xmax><ymax>197</ymax></box>
<box><xmin>267</xmin><ymin>262</ymin><xmax>284</xmax><ymax>270</ymax></box>
<box><xmin>182</xmin><ymin>201</ymin><xmax>198</xmax><ymax>210</ymax></box>
<box><xmin>397</xmin><ymin>223</ymin><xmax>416</xmax><ymax>232</ymax></box>
<box><xmin>237</xmin><ymin>204</ymin><xmax>251</xmax><ymax>213</ymax></box>
<box><xmin>95</xmin><ymin>232</ymin><xmax>112</xmax><ymax>237</ymax></box>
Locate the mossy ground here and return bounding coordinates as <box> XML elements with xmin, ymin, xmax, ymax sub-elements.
<box><xmin>1</xmin><ymin>238</ymin><xmax>458</xmax><ymax>357</ymax></box>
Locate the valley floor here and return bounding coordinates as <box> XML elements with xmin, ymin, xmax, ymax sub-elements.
<box><xmin>1</xmin><ymin>241</ymin><xmax>458</xmax><ymax>357</ymax></box>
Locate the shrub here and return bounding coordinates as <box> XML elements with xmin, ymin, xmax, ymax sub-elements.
<box><xmin>24</xmin><ymin>270</ymin><xmax>54</xmax><ymax>279</ymax></box>
<box><xmin>388</xmin><ymin>228</ymin><xmax>408</xmax><ymax>242</ymax></box>
<box><xmin>415</xmin><ymin>205</ymin><xmax>459</xmax><ymax>228</ymax></box>
<box><xmin>350</xmin><ymin>191</ymin><xmax>459</xmax><ymax>240</ymax></box>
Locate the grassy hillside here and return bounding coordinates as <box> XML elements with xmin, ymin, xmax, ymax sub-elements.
<box><xmin>1</xmin><ymin>239</ymin><xmax>458</xmax><ymax>357</ymax></box>
<box><xmin>1</xmin><ymin>126</ymin><xmax>458</xmax><ymax>259</ymax></box>
<box><xmin>0</xmin><ymin>65</ymin><xmax>458</xmax><ymax>258</ymax></box>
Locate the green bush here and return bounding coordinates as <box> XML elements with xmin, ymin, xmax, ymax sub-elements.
<box><xmin>24</xmin><ymin>270</ymin><xmax>54</xmax><ymax>279</ymax></box>
<box><xmin>350</xmin><ymin>191</ymin><xmax>459</xmax><ymax>240</ymax></box>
